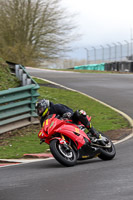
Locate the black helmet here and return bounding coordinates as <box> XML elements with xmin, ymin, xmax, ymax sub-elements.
<box><xmin>35</xmin><ymin>99</ymin><xmax>50</xmax><ymax>117</ymax></box>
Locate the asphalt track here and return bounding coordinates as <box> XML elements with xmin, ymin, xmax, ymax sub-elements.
<box><xmin>1</xmin><ymin>69</ymin><xmax>133</xmax><ymax>200</ymax></box>
<box><xmin>27</xmin><ymin>68</ymin><xmax>133</xmax><ymax>118</ymax></box>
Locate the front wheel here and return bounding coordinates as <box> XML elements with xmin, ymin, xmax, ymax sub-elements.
<box><xmin>50</xmin><ymin>139</ymin><xmax>77</xmax><ymax>167</ymax></box>
<box><xmin>98</xmin><ymin>133</ymin><xmax>116</xmax><ymax>160</ymax></box>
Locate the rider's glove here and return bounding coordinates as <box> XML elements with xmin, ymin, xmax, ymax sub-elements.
<box><xmin>62</xmin><ymin>112</ymin><xmax>72</xmax><ymax>119</ymax></box>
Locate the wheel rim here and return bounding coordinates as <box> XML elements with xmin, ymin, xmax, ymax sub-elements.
<box><xmin>58</xmin><ymin>144</ymin><xmax>73</xmax><ymax>159</ymax></box>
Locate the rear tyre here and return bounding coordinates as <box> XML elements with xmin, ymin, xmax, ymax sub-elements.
<box><xmin>50</xmin><ymin>139</ymin><xmax>77</xmax><ymax>167</ymax></box>
<box><xmin>98</xmin><ymin>133</ymin><xmax>116</xmax><ymax>160</ymax></box>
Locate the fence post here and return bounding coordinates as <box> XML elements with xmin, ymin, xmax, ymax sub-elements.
<box><xmin>15</xmin><ymin>65</ymin><xmax>20</xmax><ymax>78</ymax></box>
<box><xmin>22</xmin><ymin>74</ymin><xmax>27</xmax><ymax>86</ymax></box>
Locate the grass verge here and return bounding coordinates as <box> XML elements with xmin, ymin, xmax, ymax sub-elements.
<box><xmin>0</xmin><ymin>59</ymin><xmax>20</xmax><ymax>91</ymax></box>
<box><xmin>0</xmin><ymin>78</ymin><xmax>130</xmax><ymax>159</ymax></box>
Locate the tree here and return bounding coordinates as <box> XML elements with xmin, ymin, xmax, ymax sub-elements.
<box><xmin>0</xmin><ymin>0</ymin><xmax>77</xmax><ymax>66</ymax></box>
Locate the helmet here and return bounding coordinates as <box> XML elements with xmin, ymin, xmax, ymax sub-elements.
<box><xmin>35</xmin><ymin>99</ymin><xmax>50</xmax><ymax>117</ymax></box>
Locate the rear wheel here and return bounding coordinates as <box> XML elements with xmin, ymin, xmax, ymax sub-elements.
<box><xmin>98</xmin><ymin>133</ymin><xmax>116</xmax><ymax>160</ymax></box>
<box><xmin>50</xmin><ymin>139</ymin><xmax>77</xmax><ymax>167</ymax></box>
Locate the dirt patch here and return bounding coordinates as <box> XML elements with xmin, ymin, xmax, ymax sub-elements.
<box><xmin>104</xmin><ymin>128</ymin><xmax>132</xmax><ymax>140</ymax></box>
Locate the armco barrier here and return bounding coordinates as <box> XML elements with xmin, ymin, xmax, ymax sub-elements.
<box><xmin>0</xmin><ymin>64</ymin><xmax>40</xmax><ymax>134</ymax></box>
<box><xmin>74</xmin><ymin>61</ymin><xmax>133</xmax><ymax>72</ymax></box>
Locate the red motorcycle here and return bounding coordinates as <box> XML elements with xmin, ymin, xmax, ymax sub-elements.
<box><xmin>38</xmin><ymin>114</ymin><xmax>116</xmax><ymax>167</ymax></box>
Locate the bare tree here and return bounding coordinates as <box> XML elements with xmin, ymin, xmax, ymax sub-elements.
<box><xmin>0</xmin><ymin>0</ymin><xmax>77</xmax><ymax>66</ymax></box>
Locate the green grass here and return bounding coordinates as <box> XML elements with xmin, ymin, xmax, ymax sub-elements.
<box><xmin>0</xmin><ymin>125</ymin><xmax>49</xmax><ymax>159</ymax></box>
<box><xmin>0</xmin><ymin>59</ymin><xmax>20</xmax><ymax>91</ymax></box>
<box><xmin>0</xmin><ymin>77</ymin><xmax>130</xmax><ymax>159</ymax></box>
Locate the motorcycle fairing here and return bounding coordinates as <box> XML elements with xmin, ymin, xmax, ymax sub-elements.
<box><xmin>38</xmin><ymin>114</ymin><xmax>91</xmax><ymax>149</ymax></box>
<box><xmin>55</xmin><ymin>124</ymin><xmax>91</xmax><ymax>149</ymax></box>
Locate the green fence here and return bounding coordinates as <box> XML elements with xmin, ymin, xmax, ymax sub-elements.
<box><xmin>74</xmin><ymin>63</ymin><xmax>105</xmax><ymax>71</ymax></box>
<box><xmin>0</xmin><ymin>64</ymin><xmax>40</xmax><ymax>134</ymax></box>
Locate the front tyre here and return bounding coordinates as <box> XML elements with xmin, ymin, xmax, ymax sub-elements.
<box><xmin>98</xmin><ymin>133</ymin><xmax>116</xmax><ymax>160</ymax></box>
<box><xmin>50</xmin><ymin>139</ymin><xmax>77</xmax><ymax>167</ymax></box>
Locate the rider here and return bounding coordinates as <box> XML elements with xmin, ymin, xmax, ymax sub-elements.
<box><xmin>35</xmin><ymin>99</ymin><xmax>101</xmax><ymax>139</ymax></box>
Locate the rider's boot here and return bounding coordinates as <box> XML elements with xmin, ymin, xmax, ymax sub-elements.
<box><xmin>87</xmin><ymin>125</ymin><xmax>100</xmax><ymax>139</ymax></box>
<box><xmin>87</xmin><ymin>126</ymin><xmax>106</xmax><ymax>145</ymax></box>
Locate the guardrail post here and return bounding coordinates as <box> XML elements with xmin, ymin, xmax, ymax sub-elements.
<box><xmin>19</xmin><ymin>69</ymin><xmax>23</xmax><ymax>81</ymax></box>
<box><xmin>15</xmin><ymin>65</ymin><xmax>20</xmax><ymax>78</ymax></box>
<box><xmin>22</xmin><ymin>74</ymin><xmax>27</xmax><ymax>86</ymax></box>
<box><xmin>27</xmin><ymin>78</ymin><xmax>32</xmax><ymax>85</ymax></box>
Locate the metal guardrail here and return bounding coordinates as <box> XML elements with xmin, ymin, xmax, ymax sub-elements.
<box><xmin>0</xmin><ymin>63</ymin><xmax>40</xmax><ymax>134</ymax></box>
